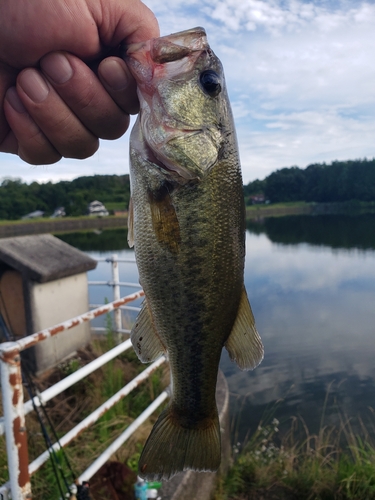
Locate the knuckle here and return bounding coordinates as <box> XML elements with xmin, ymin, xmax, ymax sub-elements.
<box><xmin>62</xmin><ymin>137</ymin><xmax>99</xmax><ymax>160</ymax></box>
<box><xmin>19</xmin><ymin>142</ymin><xmax>61</xmax><ymax>165</ymax></box>
<box><xmin>73</xmin><ymin>81</ymin><xmax>98</xmax><ymax>112</ymax></box>
<box><xmin>99</xmin><ymin>115</ymin><xmax>130</xmax><ymax>140</ymax></box>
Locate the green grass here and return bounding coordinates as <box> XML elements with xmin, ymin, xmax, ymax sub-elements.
<box><xmin>246</xmin><ymin>201</ymin><xmax>311</xmax><ymax>210</ymax></box>
<box><xmin>214</xmin><ymin>412</ymin><xmax>375</xmax><ymax>500</ymax></box>
<box><xmin>246</xmin><ymin>201</ymin><xmax>313</xmax><ymax>217</ymax></box>
<box><xmin>0</xmin><ymin>214</ymin><xmax>127</xmax><ymax>225</ymax></box>
<box><xmin>245</xmin><ymin>200</ymin><xmax>375</xmax><ymax>217</ymax></box>
<box><xmin>104</xmin><ymin>202</ymin><xmax>128</xmax><ymax>212</ymax></box>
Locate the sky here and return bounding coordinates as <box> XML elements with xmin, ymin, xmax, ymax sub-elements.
<box><xmin>1</xmin><ymin>0</ymin><xmax>374</xmax><ymax>185</ymax></box>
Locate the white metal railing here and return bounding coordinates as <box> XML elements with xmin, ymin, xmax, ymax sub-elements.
<box><xmin>0</xmin><ymin>257</ymin><xmax>169</xmax><ymax>500</ymax></box>
<box><xmin>88</xmin><ymin>254</ymin><xmax>142</xmax><ymax>337</ymax></box>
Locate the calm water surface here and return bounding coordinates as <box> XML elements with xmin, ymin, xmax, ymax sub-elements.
<box><xmin>57</xmin><ymin>214</ymin><xmax>375</xmax><ymax>441</ymax></box>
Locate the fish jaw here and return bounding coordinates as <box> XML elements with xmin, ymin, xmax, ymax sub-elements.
<box><xmin>125</xmin><ymin>27</ymin><xmax>209</xmax><ymax>90</ymax></box>
<box><xmin>125</xmin><ymin>27</ymin><xmax>226</xmax><ymax>181</ymax></box>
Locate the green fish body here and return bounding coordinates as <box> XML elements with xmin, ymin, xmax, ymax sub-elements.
<box><xmin>126</xmin><ymin>27</ymin><xmax>263</xmax><ymax>481</ymax></box>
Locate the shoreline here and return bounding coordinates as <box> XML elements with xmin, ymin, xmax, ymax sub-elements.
<box><xmin>1</xmin><ymin>200</ymin><xmax>374</xmax><ymax>239</ymax></box>
<box><xmin>0</xmin><ymin>216</ymin><xmax>128</xmax><ymax>238</ymax></box>
<box><xmin>246</xmin><ymin>202</ymin><xmax>313</xmax><ymax>219</ymax></box>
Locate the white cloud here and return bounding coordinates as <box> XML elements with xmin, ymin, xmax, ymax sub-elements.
<box><xmin>205</xmin><ymin>0</ymin><xmax>375</xmax><ymax>36</ymax></box>
<box><xmin>208</xmin><ymin>1</ymin><xmax>375</xmax><ymax>180</ymax></box>
<box><xmin>1</xmin><ymin>0</ymin><xmax>374</xmax><ymax>184</ymax></box>
<box><xmin>0</xmin><ymin>121</ymin><xmax>133</xmax><ymax>184</ymax></box>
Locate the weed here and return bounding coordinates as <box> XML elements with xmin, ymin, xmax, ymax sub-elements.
<box><xmin>215</xmin><ymin>412</ymin><xmax>375</xmax><ymax>500</ymax></box>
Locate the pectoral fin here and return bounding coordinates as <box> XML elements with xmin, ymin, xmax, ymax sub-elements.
<box><xmin>225</xmin><ymin>287</ymin><xmax>264</xmax><ymax>371</ymax></box>
<box><xmin>127</xmin><ymin>197</ymin><xmax>134</xmax><ymax>248</ymax></box>
<box><xmin>131</xmin><ymin>300</ymin><xmax>165</xmax><ymax>363</ymax></box>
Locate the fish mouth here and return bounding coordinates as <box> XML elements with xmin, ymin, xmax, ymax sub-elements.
<box><xmin>123</xmin><ymin>27</ymin><xmax>208</xmax><ymax>63</ymax></box>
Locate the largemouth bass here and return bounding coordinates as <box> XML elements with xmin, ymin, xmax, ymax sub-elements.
<box><xmin>125</xmin><ymin>27</ymin><xmax>263</xmax><ymax>481</ymax></box>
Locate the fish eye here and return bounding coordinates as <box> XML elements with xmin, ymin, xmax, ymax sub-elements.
<box><xmin>199</xmin><ymin>70</ymin><xmax>222</xmax><ymax>97</ymax></box>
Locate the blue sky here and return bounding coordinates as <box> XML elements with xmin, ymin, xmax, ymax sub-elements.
<box><xmin>1</xmin><ymin>0</ymin><xmax>374</xmax><ymax>184</ymax></box>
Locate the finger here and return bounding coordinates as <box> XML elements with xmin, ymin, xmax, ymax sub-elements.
<box><xmin>98</xmin><ymin>56</ymin><xmax>139</xmax><ymax>115</ymax></box>
<box><xmin>4</xmin><ymin>87</ymin><xmax>62</xmax><ymax>164</ymax></box>
<box><xmin>40</xmin><ymin>52</ymin><xmax>131</xmax><ymax>139</ymax></box>
<box><xmin>0</xmin><ymin>63</ymin><xmax>18</xmax><ymax>146</ymax></box>
<box><xmin>93</xmin><ymin>0</ymin><xmax>160</xmax><ymax>46</ymax></box>
<box><xmin>16</xmin><ymin>68</ymin><xmax>99</xmax><ymax>159</ymax></box>
<box><xmin>0</xmin><ymin>129</ymin><xmax>18</xmax><ymax>156</ymax></box>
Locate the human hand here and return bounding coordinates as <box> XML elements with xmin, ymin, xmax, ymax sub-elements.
<box><xmin>0</xmin><ymin>0</ymin><xmax>159</xmax><ymax>164</ymax></box>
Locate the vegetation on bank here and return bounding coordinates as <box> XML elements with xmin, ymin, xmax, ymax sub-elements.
<box><xmin>0</xmin><ymin>175</ymin><xmax>130</xmax><ymax>220</ymax></box>
<box><xmin>2</xmin><ymin>157</ymin><xmax>375</xmax><ymax>220</ymax></box>
<box><xmin>245</xmin><ymin>158</ymin><xmax>375</xmax><ymax>204</ymax></box>
<box><xmin>214</xmin><ymin>413</ymin><xmax>375</xmax><ymax>500</ymax></box>
<box><xmin>0</xmin><ymin>214</ymin><xmax>126</xmax><ymax>226</ymax></box>
<box><xmin>246</xmin><ymin>201</ymin><xmax>313</xmax><ymax>215</ymax></box>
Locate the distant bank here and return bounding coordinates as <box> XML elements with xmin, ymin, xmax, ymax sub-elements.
<box><xmin>246</xmin><ymin>202</ymin><xmax>313</xmax><ymax>219</ymax></box>
<box><xmin>0</xmin><ymin>215</ymin><xmax>127</xmax><ymax>238</ymax></box>
<box><xmin>246</xmin><ymin>200</ymin><xmax>375</xmax><ymax>219</ymax></box>
<box><xmin>1</xmin><ymin>200</ymin><xmax>374</xmax><ymax>238</ymax></box>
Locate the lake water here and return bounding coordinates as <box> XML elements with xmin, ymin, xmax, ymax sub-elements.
<box><xmin>56</xmin><ymin>213</ymin><xmax>375</xmax><ymax>443</ymax></box>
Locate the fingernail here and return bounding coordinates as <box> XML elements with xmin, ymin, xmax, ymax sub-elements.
<box><xmin>5</xmin><ymin>87</ymin><xmax>27</xmax><ymax>113</ymax></box>
<box><xmin>41</xmin><ymin>52</ymin><xmax>73</xmax><ymax>84</ymax></box>
<box><xmin>100</xmin><ymin>59</ymin><xmax>129</xmax><ymax>91</ymax></box>
<box><xmin>19</xmin><ymin>69</ymin><xmax>49</xmax><ymax>103</ymax></box>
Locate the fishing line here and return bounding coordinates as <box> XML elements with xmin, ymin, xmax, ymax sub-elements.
<box><xmin>22</xmin><ymin>367</ymin><xmax>70</xmax><ymax>498</ymax></box>
<box><xmin>0</xmin><ymin>304</ymin><xmax>75</xmax><ymax>497</ymax></box>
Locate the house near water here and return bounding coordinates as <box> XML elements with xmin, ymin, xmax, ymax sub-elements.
<box><xmin>21</xmin><ymin>210</ymin><xmax>44</xmax><ymax>219</ymax></box>
<box><xmin>87</xmin><ymin>200</ymin><xmax>109</xmax><ymax>217</ymax></box>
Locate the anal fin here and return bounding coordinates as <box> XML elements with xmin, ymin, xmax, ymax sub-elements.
<box><xmin>131</xmin><ymin>300</ymin><xmax>165</xmax><ymax>363</ymax></box>
<box><xmin>225</xmin><ymin>287</ymin><xmax>264</xmax><ymax>371</ymax></box>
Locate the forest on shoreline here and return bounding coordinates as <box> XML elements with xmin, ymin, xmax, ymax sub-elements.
<box><xmin>244</xmin><ymin>158</ymin><xmax>375</xmax><ymax>204</ymax></box>
<box><xmin>0</xmin><ymin>174</ymin><xmax>131</xmax><ymax>220</ymax></box>
<box><xmin>1</xmin><ymin>158</ymin><xmax>374</xmax><ymax>220</ymax></box>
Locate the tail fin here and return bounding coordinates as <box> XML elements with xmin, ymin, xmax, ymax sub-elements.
<box><xmin>138</xmin><ymin>406</ymin><xmax>221</xmax><ymax>481</ymax></box>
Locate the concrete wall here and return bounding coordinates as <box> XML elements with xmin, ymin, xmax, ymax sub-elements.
<box><xmin>0</xmin><ymin>216</ymin><xmax>127</xmax><ymax>239</ymax></box>
<box><xmin>27</xmin><ymin>272</ymin><xmax>91</xmax><ymax>374</ymax></box>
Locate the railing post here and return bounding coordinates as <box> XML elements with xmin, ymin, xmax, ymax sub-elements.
<box><xmin>110</xmin><ymin>254</ymin><xmax>122</xmax><ymax>342</ymax></box>
<box><xmin>0</xmin><ymin>484</ymin><xmax>10</xmax><ymax>499</ymax></box>
<box><xmin>0</xmin><ymin>342</ymin><xmax>31</xmax><ymax>499</ymax></box>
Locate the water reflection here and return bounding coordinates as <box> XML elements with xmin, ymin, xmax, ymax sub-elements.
<box><xmin>226</xmin><ymin>217</ymin><xmax>375</xmax><ymax>442</ymax></box>
<box><xmin>56</xmin><ymin>227</ymin><xmax>129</xmax><ymax>252</ymax></box>
<box><xmin>247</xmin><ymin>213</ymin><xmax>375</xmax><ymax>250</ymax></box>
<box><xmin>56</xmin><ymin>215</ymin><xmax>375</xmax><ymax>441</ymax></box>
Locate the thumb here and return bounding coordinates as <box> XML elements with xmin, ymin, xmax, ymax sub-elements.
<box><xmin>89</xmin><ymin>0</ymin><xmax>160</xmax><ymax>46</ymax></box>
